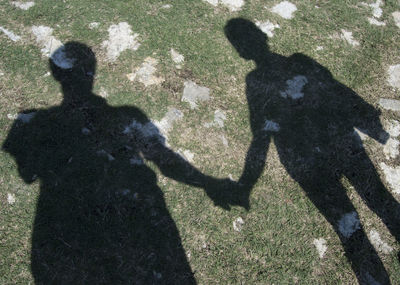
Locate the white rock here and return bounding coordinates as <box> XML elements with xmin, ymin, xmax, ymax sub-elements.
<box><xmin>316</xmin><ymin>46</ymin><xmax>324</xmax><ymax>51</ymax></box>
<box><xmin>178</xmin><ymin>149</ymin><xmax>195</xmax><ymax>163</ymax></box>
<box><xmin>182</xmin><ymin>81</ymin><xmax>211</xmax><ymax>109</ymax></box>
<box><xmin>220</xmin><ymin>0</ymin><xmax>244</xmax><ymax>11</ymax></box>
<box><xmin>368</xmin><ymin>17</ymin><xmax>386</xmax><ymax>26</ymax></box>
<box><xmin>170</xmin><ymin>48</ymin><xmax>184</xmax><ymax>64</ymax></box>
<box><xmin>387</xmin><ymin>64</ymin><xmax>400</xmax><ymax>89</ymax></box>
<box><xmin>263</xmin><ymin>120</ymin><xmax>280</xmax><ymax>132</ymax></box>
<box><xmin>313</xmin><ymin>238</ymin><xmax>327</xmax><ymax>258</ymax></box>
<box><xmin>233</xmin><ymin>217</ymin><xmax>244</xmax><ymax>232</ymax></box>
<box><xmin>205</xmin><ymin>109</ymin><xmax>226</xmax><ymax>128</ymax></box>
<box><xmin>0</xmin><ymin>26</ymin><xmax>21</xmax><ymax>42</ymax></box>
<box><xmin>127</xmin><ymin>57</ymin><xmax>164</xmax><ymax>87</ymax></box>
<box><xmin>99</xmin><ymin>86</ymin><xmax>109</xmax><ymax>98</ymax></box>
<box><xmin>203</xmin><ymin>0</ymin><xmax>218</xmax><ymax>6</ymax></box>
<box><xmin>161</xmin><ymin>4</ymin><xmax>172</xmax><ymax>9</ymax></box>
<box><xmin>270</xmin><ymin>1</ymin><xmax>297</xmax><ymax>19</ymax></box>
<box><xmin>379</xmin><ymin>98</ymin><xmax>400</xmax><ymax>111</ymax></box>
<box><xmin>154</xmin><ymin>107</ymin><xmax>184</xmax><ymax>138</ymax></box>
<box><xmin>338</xmin><ymin>211</ymin><xmax>360</xmax><ymax>238</ymax></box>
<box><xmin>88</xmin><ymin>22</ymin><xmax>100</xmax><ymax>29</ymax></box>
<box><xmin>255</xmin><ymin>20</ymin><xmax>280</xmax><ymax>37</ymax></box>
<box><xmin>11</xmin><ymin>1</ymin><xmax>35</xmax><ymax>10</ymax></box>
<box><xmin>383</xmin><ymin>137</ymin><xmax>399</xmax><ymax>159</ymax></box>
<box><xmin>280</xmin><ymin>75</ymin><xmax>308</xmax><ymax>99</ymax></box>
<box><xmin>7</xmin><ymin>112</ymin><xmax>36</xmax><ymax>123</ymax></box>
<box><xmin>340</xmin><ymin>29</ymin><xmax>360</xmax><ymax>47</ymax></box>
<box><xmin>393</xmin><ymin>11</ymin><xmax>400</xmax><ymax>28</ymax></box>
<box><xmin>361</xmin><ymin>0</ymin><xmax>383</xmax><ymax>18</ymax></box>
<box><xmin>102</xmin><ymin>22</ymin><xmax>140</xmax><ymax>62</ymax></box>
<box><xmin>7</xmin><ymin>193</ymin><xmax>16</xmax><ymax>205</ymax></box>
<box><xmin>385</xmin><ymin>120</ymin><xmax>400</xmax><ymax>137</ymax></box>
<box><xmin>221</xmin><ymin>134</ymin><xmax>228</xmax><ymax>147</ymax></box>
<box><xmin>124</xmin><ymin>108</ymin><xmax>183</xmax><ymax>145</ymax></box>
<box><xmin>380</xmin><ymin>162</ymin><xmax>400</xmax><ymax>194</ymax></box>
<box><xmin>369</xmin><ymin>230</ymin><xmax>393</xmax><ymax>254</ymax></box>
<box><xmin>32</xmin><ymin>26</ymin><xmax>75</xmax><ymax>69</ymax></box>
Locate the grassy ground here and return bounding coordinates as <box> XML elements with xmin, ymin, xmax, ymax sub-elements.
<box><xmin>1</xmin><ymin>0</ymin><xmax>400</xmax><ymax>284</ymax></box>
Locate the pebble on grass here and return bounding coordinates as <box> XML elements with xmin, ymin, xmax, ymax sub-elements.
<box><xmin>0</xmin><ymin>26</ymin><xmax>21</xmax><ymax>42</ymax></box>
<box><xmin>11</xmin><ymin>1</ymin><xmax>35</xmax><ymax>10</ymax></box>
<box><xmin>126</xmin><ymin>57</ymin><xmax>164</xmax><ymax>87</ymax></box>
<box><xmin>182</xmin><ymin>81</ymin><xmax>211</xmax><ymax>109</ymax></box>
<box><xmin>102</xmin><ymin>22</ymin><xmax>140</xmax><ymax>62</ymax></box>
<box><xmin>233</xmin><ymin>217</ymin><xmax>244</xmax><ymax>232</ymax></box>
<box><xmin>369</xmin><ymin>230</ymin><xmax>393</xmax><ymax>254</ymax></box>
<box><xmin>379</xmin><ymin>162</ymin><xmax>400</xmax><ymax>194</ymax></box>
<box><xmin>393</xmin><ymin>11</ymin><xmax>400</xmax><ymax>28</ymax></box>
<box><xmin>387</xmin><ymin>64</ymin><xmax>400</xmax><ymax>89</ymax></box>
<box><xmin>7</xmin><ymin>193</ymin><xmax>16</xmax><ymax>205</ymax></box>
<box><xmin>338</xmin><ymin>211</ymin><xmax>360</xmax><ymax>238</ymax></box>
<box><xmin>379</xmin><ymin>98</ymin><xmax>400</xmax><ymax>111</ymax></box>
<box><xmin>313</xmin><ymin>238</ymin><xmax>327</xmax><ymax>258</ymax></box>
<box><xmin>255</xmin><ymin>20</ymin><xmax>280</xmax><ymax>37</ymax></box>
<box><xmin>279</xmin><ymin>75</ymin><xmax>308</xmax><ymax>99</ymax></box>
<box><xmin>270</xmin><ymin>1</ymin><xmax>297</xmax><ymax>19</ymax></box>
<box><xmin>204</xmin><ymin>109</ymin><xmax>226</xmax><ymax>128</ymax></box>
<box><xmin>340</xmin><ymin>29</ymin><xmax>360</xmax><ymax>47</ymax></box>
<box><xmin>203</xmin><ymin>0</ymin><xmax>244</xmax><ymax>11</ymax></box>
<box><xmin>7</xmin><ymin>112</ymin><xmax>36</xmax><ymax>123</ymax></box>
<box><xmin>88</xmin><ymin>22</ymin><xmax>100</xmax><ymax>29</ymax></box>
<box><xmin>32</xmin><ymin>26</ymin><xmax>75</xmax><ymax>69</ymax></box>
<box><xmin>263</xmin><ymin>120</ymin><xmax>280</xmax><ymax>132</ymax></box>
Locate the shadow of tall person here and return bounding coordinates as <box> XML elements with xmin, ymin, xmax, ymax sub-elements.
<box><xmin>2</xmin><ymin>42</ymin><xmax>242</xmax><ymax>284</ymax></box>
<box><xmin>225</xmin><ymin>18</ymin><xmax>400</xmax><ymax>284</ymax></box>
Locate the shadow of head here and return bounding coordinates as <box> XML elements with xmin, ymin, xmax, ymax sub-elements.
<box><xmin>224</xmin><ymin>18</ymin><xmax>269</xmax><ymax>61</ymax></box>
<box><xmin>50</xmin><ymin>42</ymin><xmax>96</xmax><ymax>94</ymax></box>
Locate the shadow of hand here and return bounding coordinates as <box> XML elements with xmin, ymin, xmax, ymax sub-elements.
<box><xmin>204</xmin><ymin>177</ymin><xmax>250</xmax><ymax>211</ymax></box>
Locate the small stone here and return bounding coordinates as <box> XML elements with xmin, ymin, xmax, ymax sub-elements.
<box><xmin>368</xmin><ymin>17</ymin><xmax>386</xmax><ymax>26</ymax></box>
<box><xmin>380</xmin><ymin>162</ymin><xmax>400</xmax><ymax>194</ymax></box>
<box><xmin>379</xmin><ymin>98</ymin><xmax>400</xmax><ymax>111</ymax></box>
<box><xmin>182</xmin><ymin>81</ymin><xmax>210</xmax><ymax>109</ymax></box>
<box><xmin>263</xmin><ymin>120</ymin><xmax>280</xmax><ymax>132</ymax></box>
<box><xmin>170</xmin><ymin>48</ymin><xmax>184</xmax><ymax>64</ymax></box>
<box><xmin>11</xmin><ymin>1</ymin><xmax>35</xmax><ymax>10</ymax></box>
<box><xmin>233</xmin><ymin>217</ymin><xmax>244</xmax><ymax>232</ymax></box>
<box><xmin>387</xmin><ymin>64</ymin><xmax>400</xmax><ymax>89</ymax></box>
<box><xmin>280</xmin><ymin>75</ymin><xmax>308</xmax><ymax>99</ymax></box>
<box><xmin>255</xmin><ymin>20</ymin><xmax>280</xmax><ymax>37</ymax></box>
<box><xmin>338</xmin><ymin>212</ymin><xmax>360</xmax><ymax>238</ymax></box>
<box><xmin>313</xmin><ymin>238</ymin><xmax>327</xmax><ymax>258</ymax></box>
<box><xmin>393</xmin><ymin>11</ymin><xmax>400</xmax><ymax>28</ymax></box>
<box><xmin>369</xmin><ymin>230</ymin><xmax>393</xmax><ymax>254</ymax></box>
<box><xmin>88</xmin><ymin>22</ymin><xmax>100</xmax><ymax>29</ymax></box>
<box><xmin>270</xmin><ymin>1</ymin><xmax>297</xmax><ymax>19</ymax></box>
<box><xmin>7</xmin><ymin>193</ymin><xmax>16</xmax><ymax>205</ymax></box>
<box><xmin>340</xmin><ymin>29</ymin><xmax>360</xmax><ymax>47</ymax></box>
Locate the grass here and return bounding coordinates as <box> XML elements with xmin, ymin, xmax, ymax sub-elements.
<box><xmin>1</xmin><ymin>0</ymin><xmax>400</xmax><ymax>284</ymax></box>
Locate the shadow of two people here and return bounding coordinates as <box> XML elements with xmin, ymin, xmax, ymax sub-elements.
<box><xmin>2</xmin><ymin>17</ymin><xmax>399</xmax><ymax>284</ymax></box>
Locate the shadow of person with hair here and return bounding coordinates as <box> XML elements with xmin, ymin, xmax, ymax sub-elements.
<box><xmin>225</xmin><ymin>18</ymin><xmax>400</xmax><ymax>284</ymax></box>
<box><xmin>2</xmin><ymin>42</ymin><xmax>244</xmax><ymax>284</ymax></box>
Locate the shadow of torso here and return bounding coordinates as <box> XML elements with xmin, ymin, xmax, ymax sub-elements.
<box><xmin>246</xmin><ymin>53</ymin><xmax>383</xmax><ymax>186</ymax></box>
<box><xmin>4</xmin><ymin>95</ymin><xmax>195</xmax><ymax>284</ymax></box>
